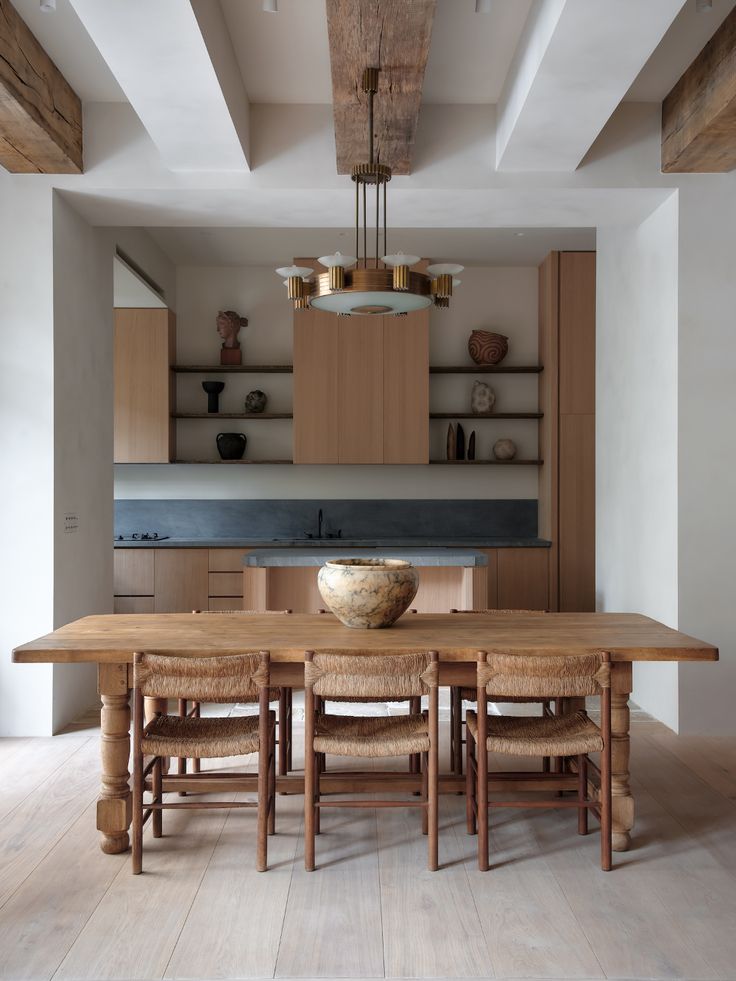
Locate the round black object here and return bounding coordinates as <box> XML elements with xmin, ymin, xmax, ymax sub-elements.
<box><xmin>216</xmin><ymin>432</ymin><xmax>247</xmax><ymax>460</ymax></box>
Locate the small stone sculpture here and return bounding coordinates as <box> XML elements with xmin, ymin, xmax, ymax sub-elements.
<box><xmin>471</xmin><ymin>380</ymin><xmax>496</xmax><ymax>414</ymax></box>
<box><xmin>216</xmin><ymin>309</ymin><xmax>248</xmax><ymax>365</ymax></box>
<box><xmin>245</xmin><ymin>390</ymin><xmax>267</xmax><ymax>414</ymax></box>
<box><xmin>493</xmin><ymin>438</ymin><xmax>517</xmax><ymax>461</ymax></box>
<box><xmin>468</xmin><ymin>329</ymin><xmax>509</xmax><ymax>366</ymax></box>
<box><xmin>467</xmin><ymin>431</ymin><xmax>476</xmax><ymax>461</ymax></box>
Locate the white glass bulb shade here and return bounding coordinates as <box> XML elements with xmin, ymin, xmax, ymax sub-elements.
<box><xmin>381</xmin><ymin>252</ymin><xmax>420</xmax><ymax>268</ymax></box>
<box><xmin>318</xmin><ymin>252</ymin><xmax>356</xmax><ymax>269</ymax></box>
<box><xmin>453</xmin><ymin>278</ymin><xmax>462</xmax><ymax>287</ymax></box>
<box><xmin>275</xmin><ymin>265</ymin><xmax>313</xmax><ymax>279</ymax></box>
<box><xmin>426</xmin><ymin>263</ymin><xmax>464</xmax><ymax>276</ymax></box>
<box><xmin>310</xmin><ymin>290</ymin><xmax>431</xmax><ymax>316</ymax></box>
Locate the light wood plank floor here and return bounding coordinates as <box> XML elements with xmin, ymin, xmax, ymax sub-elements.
<box><xmin>1</xmin><ymin>709</ymin><xmax>736</xmax><ymax>981</ymax></box>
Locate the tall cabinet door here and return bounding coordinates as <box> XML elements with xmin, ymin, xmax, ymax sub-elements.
<box><xmin>338</xmin><ymin>319</ymin><xmax>384</xmax><ymax>464</ymax></box>
<box><xmin>293</xmin><ymin>309</ymin><xmax>339</xmax><ymax>464</ymax></box>
<box><xmin>114</xmin><ymin>308</ymin><xmax>175</xmax><ymax>463</ymax></box>
<box><xmin>383</xmin><ymin>311</ymin><xmax>429</xmax><ymax>464</ymax></box>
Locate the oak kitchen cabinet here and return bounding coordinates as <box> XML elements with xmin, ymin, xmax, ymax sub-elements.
<box><xmin>293</xmin><ymin>308</ymin><xmax>429</xmax><ymax>464</ymax></box>
<box><xmin>114</xmin><ymin>546</ymin><xmax>550</xmax><ymax>614</ymax></box>
<box><xmin>114</xmin><ymin>307</ymin><xmax>176</xmax><ymax>463</ymax></box>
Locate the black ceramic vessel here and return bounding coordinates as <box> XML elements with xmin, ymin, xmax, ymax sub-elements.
<box><xmin>202</xmin><ymin>380</ymin><xmax>225</xmax><ymax>413</ymax></box>
<box><xmin>216</xmin><ymin>432</ymin><xmax>247</xmax><ymax>460</ymax></box>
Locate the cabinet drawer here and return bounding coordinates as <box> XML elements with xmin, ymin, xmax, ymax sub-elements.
<box><xmin>209</xmin><ymin>549</ymin><xmax>248</xmax><ymax>572</ymax></box>
<box><xmin>208</xmin><ymin>597</ymin><xmax>245</xmax><ymax>612</ymax></box>
<box><xmin>114</xmin><ymin>549</ymin><xmax>154</xmax><ymax>596</ymax></box>
<box><xmin>114</xmin><ymin>595</ymin><xmax>155</xmax><ymax>614</ymax></box>
<box><xmin>209</xmin><ymin>572</ymin><xmax>244</xmax><ymax>597</ymax></box>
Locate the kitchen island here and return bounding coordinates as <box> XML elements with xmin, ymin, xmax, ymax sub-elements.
<box><xmin>243</xmin><ymin>547</ymin><xmax>488</xmax><ymax>613</ymax></box>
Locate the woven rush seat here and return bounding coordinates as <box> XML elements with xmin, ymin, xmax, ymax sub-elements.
<box><xmin>466</xmin><ymin>709</ymin><xmax>603</xmax><ymax>757</ymax></box>
<box><xmin>314</xmin><ymin>712</ymin><xmax>430</xmax><ymax>758</ymax></box>
<box><xmin>141</xmin><ymin>713</ymin><xmax>260</xmax><ymax>759</ymax></box>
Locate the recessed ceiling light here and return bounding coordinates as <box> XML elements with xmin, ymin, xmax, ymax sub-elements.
<box><xmin>263</xmin><ymin>0</ymin><xmax>278</xmax><ymax>11</ymax></box>
<box><xmin>515</xmin><ymin>232</ymin><xmax>525</xmax><ymax>237</ymax></box>
<box><xmin>40</xmin><ymin>0</ymin><xmax>56</xmax><ymax>10</ymax></box>
<box><xmin>475</xmin><ymin>0</ymin><xmax>493</xmax><ymax>13</ymax></box>
<box><xmin>695</xmin><ymin>0</ymin><xmax>713</xmax><ymax>10</ymax></box>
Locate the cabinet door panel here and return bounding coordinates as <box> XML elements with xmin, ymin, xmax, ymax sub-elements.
<box><xmin>114</xmin><ymin>595</ymin><xmax>155</xmax><ymax>614</ymax></box>
<box><xmin>383</xmin><ymin>312</ymin><xmax>429</xmax><ymax>463</ymax></box>
<box><xmin>559</xmin><ymin>252</ymin><xmax>596</xmax><ymax>415</ymax></box>
<box><xmin>497</xmin><ymin>548</ymin><xmax>550</xmax><ymax>611</ymax></box>
<box><xmin>293</xmin><ymin>309</ymin><xmax>339</xmax><ymax>464</ymax></box>
<box><xmin>153</xmin><ymin>548</ymin><xmax>209</xmax><ymax>613</ymax></box>
<box><xmin>208</xmin><ymin>572</ymin><xmax>244</xmax><ymax>597</ymax></box>
<box><xmin>114</xmin><ymin>549</ymin><xmax>154</xmax><ymax>596</ymax></box>
<box><xmin>114</xmin><ymin>308</ymin><xmax>174</xmax><ymax>463</ymax></box>
<box><xmin>559</xmin><ymin>414</ymin><xmax>595</xmax><ymax>612</ymax></box>
<box><xmin>338</xmin><ymin>320</ymin><xmax>383</xmax><ymax>463</ymax></box>
<box><xmin>209</xmin><ymin>549</ymin><xmax>248</xmax><ymax>572</ymax></box>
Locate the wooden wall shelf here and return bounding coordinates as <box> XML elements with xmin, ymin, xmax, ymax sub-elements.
<box><xmin>430</xmin><ymin>365</ymin><xmax>543</xmax><ymax>374</ymax></box>
<box><xmin>430</xmin><ymin>412</ymin><xmax>543</xmax><ymax>420</ymax></box>
<box><xmin>174</xmin><ymin>413</ymin><xmax>293</xmax><ymax>420</ymax></box>
<box><xmin>173</xmin><ymin>365</ymin><xmax>294</xmax><ymax>374</ymax></box>
<box><xmin>429</xmin><ymin>459</ymin><xmax>543</xmax><ymax>466</ymax></box>
<box><xmin>174</xmin><ymin>459</ymin><xmax>293</xmax><ymax>465</ymax></box>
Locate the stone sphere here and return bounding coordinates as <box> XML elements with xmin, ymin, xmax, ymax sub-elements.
<box><xmin>317</xmin><ymin>558</ymin><xmax>419</xmax><ymax>629</ymax></box>
<box><xmin>245</xmin><ymin>390</ymin><xmax>267</xmax><ymax>413</ymax></box>
<box><xmin>493</xmin><ymin>438</ymin><xmax>517</xmax><ymax>461</ymax></box>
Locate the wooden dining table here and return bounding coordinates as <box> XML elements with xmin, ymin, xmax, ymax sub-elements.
<box><xmin>13</xmin><ymin>611</ymin><xmax>718</xmax><ymax>856</ymax></box>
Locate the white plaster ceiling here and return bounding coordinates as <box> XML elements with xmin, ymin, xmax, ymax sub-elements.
<box><xmin>146</xmin><ymin>225</ymin><xmax>595</xmax><ymax>266</ymax></box>
<box><xmin>626</xmin><ymin>0</ymin><xmax>736</xmax><ymax>101</ymax></box>
<box><xmin>10</xmin><ymin>0</ymin><xmax>126</xmax><ymax>103</ymax></box>
<box><xmin>220</xmin><ymin>0</ymin><xmax>533</xmax><ymax>105</ymax></box>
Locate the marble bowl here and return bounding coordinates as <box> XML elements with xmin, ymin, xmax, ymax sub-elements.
<box><xmin>317</xmin><ymin>558</ymin><xmax>419</xmax><ymax>629</ymax></box>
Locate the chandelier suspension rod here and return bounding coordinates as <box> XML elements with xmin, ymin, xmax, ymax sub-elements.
<box><xmin>383</xmin><ymin>180</ymin><xmax>387</xmax><ymax>261</ymax></box>
<box><xmin>355</xmin><ymin>174</ymin><xmax>359</xmax><ymax>268</ymax></box>
<box><xmin>363</xmin><ymin>181</ymin><xmax>367</xmax><ymax>269</ymax></box>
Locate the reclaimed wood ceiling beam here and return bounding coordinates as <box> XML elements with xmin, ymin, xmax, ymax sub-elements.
<box><xmin>662</xmin><ymin>6</ymin><xmax>736</xmax><ymax>173</ymax></box>
<box><xmin>0</xmin><ymin>0</ymin><xmax>82</xmax><ymax>173</ymax></box>
<box><xmin>326</xmin><ymin>0</ymin><xmax>436</xmax><ymax>176</ymax></box>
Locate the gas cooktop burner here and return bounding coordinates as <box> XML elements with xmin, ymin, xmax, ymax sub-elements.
<box><xmin>115</xmin><ymin>533</ymin><xmax>170</xmax><ymax>541</ymax></box>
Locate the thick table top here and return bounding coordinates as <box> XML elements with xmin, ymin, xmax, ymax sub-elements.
<box><xmin>12</xmin><ymin>612</ymin><xmax>718</xmax><ymax>664</ymax></box>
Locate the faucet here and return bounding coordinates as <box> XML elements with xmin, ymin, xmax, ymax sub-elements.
<box><xmin>303</xmin><ymin>507</ymin><xmax>341</xmax><ymax>539</ymax></box>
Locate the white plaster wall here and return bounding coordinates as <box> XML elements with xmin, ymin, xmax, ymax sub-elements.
<box><xmin>51</xmin><ymin>195</ymin><xmax>115</xmax><ymax>731</ymax></box>
<box><xmin>677</xmin><ymin>179</ymin><xmax>736</xmax><ymax>735</ymax></box>
<box><xmin>114</xmin><ymin>264</ymin><xmax>541</xmax><ymax>499</ymax></box>
<box><xmin>596</xmin><ymin>195</ymin><xmax>679</xmax><ymax>730</ymax></box>
<box><xmin>0</xmin><ymin>178</ymin><xmax>55</xmax><ymax>736</ymax></box>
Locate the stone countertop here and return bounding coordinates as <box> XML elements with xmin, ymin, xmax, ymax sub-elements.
<box><xmin>114</xmin><ymin>537</ymin><xmax>551</xmax><ymax>549</ymax></box>
<box><xmin>243</xmin><ymin>548</ymin><xmax>488</xmax><ymax>567</ymax></box>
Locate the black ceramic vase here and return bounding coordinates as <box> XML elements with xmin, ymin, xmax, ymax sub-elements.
<box><xmin>202</xmin><ymin>380</ymin><xmax>225</xmax><ymax>413</ymax></box>
<box><xmin>216</xmin><ymin>432</ymin><xmax>247</xmax><ymax>460</ymax></box>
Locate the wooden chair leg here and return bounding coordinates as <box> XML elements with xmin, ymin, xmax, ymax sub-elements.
<box><xmin>421</xmin><ymin>751</ymin><xmax>429</xmax><ymax>835</ymax></box>
<box><xmin>132</xmin><ymin>745</ymin><xmax>143</xmax><ymax>875</ymax></box>
<box><xmin>257</xmin><ymin>694</ymin><xmax>270</xmax><ymax>872</ymax></box>
<box><xmin>278</xmin><ymin>689</ymin><xmax>288</xmax><ymax>776</ymax></box>
<box><xmin>428</xmin><ymin>720</ymin><xmax>439</xmax><ymax>872</ymax></box>
<box><xmin>314</xmin><ymin>743</ymin><xmax>321</xmax><ymax>836</ymax></box>
<box><xmin>304</xmin><ymin>726</ymin><xmax>315</xmax><ymax>872</ymax></box>
<box><xmin>578</xmin><ymin>753</ymin><xmax>588</xmax><ymax>835</ymax></box>
<box><xmin>601</xmin><ymin>738</ymin><xmax>612</xmax><ymax>872</ymax></box>
<box><xmin>192</xmin><ymin>702</ymin><xmax>201</xmax><ymax>773</ymax></box>
<box><xmin>286</xmin><ymin>687</ymin><xmax>293</xmax><ymax>772</ymax></box>
<box><xmin>177</xmin><ymin>699</ymin><xmax>188</xmax><ymax>790</ymax></box>
<box><xmin>152</xmin><ymin>757</ymin><xmax>163</xmax><ymax>838</ymax></box>
<box><xmin>477</xmin><ymin>730</ymin><xmax>489</xmax><ymax>871</ymax></box>
<box><xmin>268</xmin><ymin>718</ymin><xmax>276</xmax><ymax>836</ymax></box>
<box><xmin>466</xmin><ymin>725</ymin><xmax>476</xmax><ymax>835</ymax></box>
<box><xmin>409</xmin><ymin>696</ymin><xmax>421</xmax><ymax>775</ymax></box>
<box><xmin>450</xmin><ymin>686</ymin><xmax>463</xmax><ymax>776</ymax></box>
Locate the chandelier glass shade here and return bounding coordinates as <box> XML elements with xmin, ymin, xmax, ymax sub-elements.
<box><xmin>275</xmin><ymin>67</ymin><xmax>462</xmax><ymax>316</ymax></box>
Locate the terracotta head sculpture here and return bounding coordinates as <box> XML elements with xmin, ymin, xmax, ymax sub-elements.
<box><xmin>216</xmin><ymin>310</ymin><xmax>247</xmax><ymax>349</ymax></box>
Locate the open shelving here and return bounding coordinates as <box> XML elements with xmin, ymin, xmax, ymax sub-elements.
<box><xmin>173</xmin><ymin>364</ymin><xmax>293</xmax><ymax>373</ymax></box>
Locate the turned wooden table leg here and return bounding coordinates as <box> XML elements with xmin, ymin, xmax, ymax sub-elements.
<box><xmin>97</xmin><ymin>664</ymin><xmax>132</xmax><ymax>854</ymax></box>
<box><xmin>611</xmin><ymin>663</ymin><xmax>634</xmax><ymax>852</ymax></box>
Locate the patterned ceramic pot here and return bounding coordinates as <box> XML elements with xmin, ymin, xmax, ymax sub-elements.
<box><xmin>468</xmin><ymin>330</ymin><xmax>509</xmax><ymax>365</ymax></box>
<box><xmin>245</xmin><ymin>389</ymin><xmax>267</xmax><ymax>413</ymax></box>
<box><xmin>317</xmin><ymin>558</ymin><xmax>419</xmax><ymax>629</ymax></box>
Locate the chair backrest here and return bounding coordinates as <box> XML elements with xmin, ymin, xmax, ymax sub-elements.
<box><xmin>133</xmin><ymin>651</ymin><xmax>270</xmax><ymax>702</ymax></box>
<box><xmin>192</xmin><ymin>609</ymin><xmax>292</xmax><ymax>614</ymax></box>
<box><xmin>305</xmin><ymin>650</ymin><xmax>438</xmax><ymax>699</ymax></box>
<box><xmin>450</xmin><ymin>609</ymin><xmax>549</xmax><ymax>614</ymax></box>
<box><xmin>478</xmin><ymin>651</ymin><xmax>610</xmax><ymax>699</ymax></box>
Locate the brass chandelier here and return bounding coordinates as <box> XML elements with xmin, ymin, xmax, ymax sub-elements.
<box><xmin>275</xmin><ymin>67</ymin><xmax>463</xmax><ymax>316</ymax></box>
